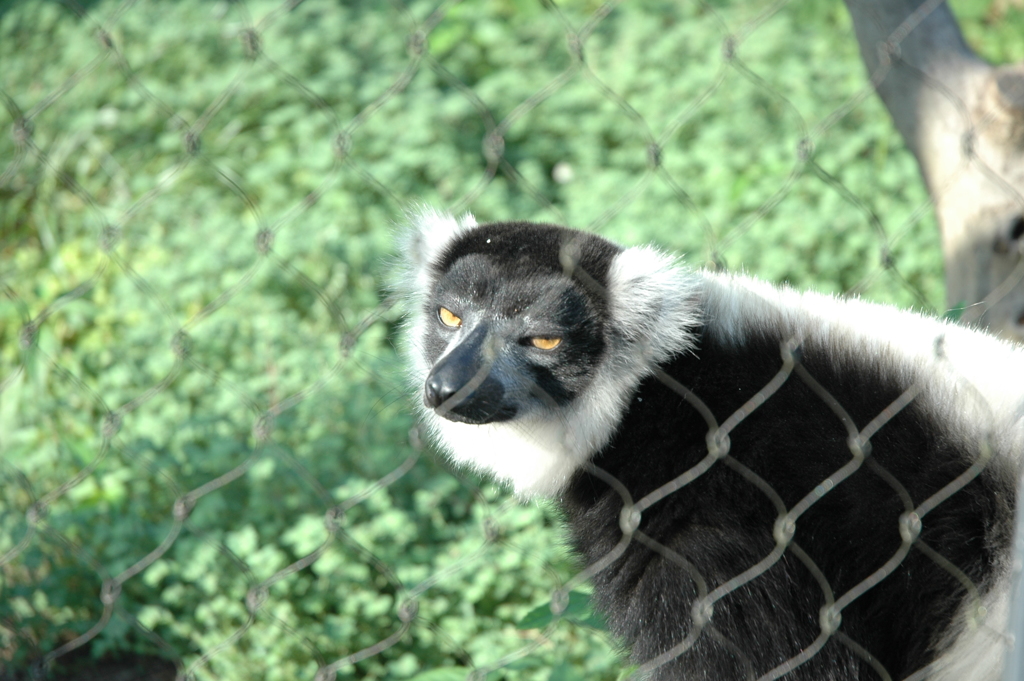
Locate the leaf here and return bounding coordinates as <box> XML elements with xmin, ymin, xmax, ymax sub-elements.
<box><xmin>405</xmin><ymin>668</ymin><xmax>470</xmax><ymax>681</ymax></box>
<box><xmin>517</xmin><ymin>590</ymin><xmax>603</xmax><ymax>630</ymax></box>
<box><xmin>616</xmin><ymin>666</ymin><xmax>640</xmax><ymax>680</ymax></box>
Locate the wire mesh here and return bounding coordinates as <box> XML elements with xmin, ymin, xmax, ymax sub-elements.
<box><xmin>1</xmin><ymin>1</ymin><xmax>1022</xmax><ymax>680</ymax></box>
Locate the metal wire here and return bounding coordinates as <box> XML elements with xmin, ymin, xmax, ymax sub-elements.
<box><xmin>0</xmin><ymin>1</ymin><xmax>1021</xmax><ymax>680</ymax></box>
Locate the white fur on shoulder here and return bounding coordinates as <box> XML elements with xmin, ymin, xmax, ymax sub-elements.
<box><xmin>700</xmin><ymin>271</ymin><xmax>1024</xmax><ymax>452</ymax></box>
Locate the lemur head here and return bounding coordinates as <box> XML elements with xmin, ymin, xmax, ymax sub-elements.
<box><xmin>419</xmin><ymin>217</ymin><xmax>620</xmax><ymax>424</ymax></box>
<box><xmin>399</xmin><ymin>208</ymin><xmax>700</xmax><ymax>496</ymax></box>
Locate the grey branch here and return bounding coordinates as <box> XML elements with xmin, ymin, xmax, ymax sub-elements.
<box><xmin>844</xmin><ymin>0</ymin><xmax>1024</xmax><ymax>339</ymax></box>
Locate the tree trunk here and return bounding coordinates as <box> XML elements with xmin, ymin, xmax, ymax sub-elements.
<box><xmin>843</xmin><ymin>0</ymin><xmax>1024</xmax><ymax>340</ymax></box>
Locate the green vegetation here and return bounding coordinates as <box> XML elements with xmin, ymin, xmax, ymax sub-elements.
<box><xmin>0</xmin><ymin>0</ymin><xmax>1020</xmax><ymax>679</ymax></box>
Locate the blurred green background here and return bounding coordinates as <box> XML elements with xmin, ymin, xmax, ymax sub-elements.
<box><xmin>1</xmin><ymin>0</ymin><xmax>1022</xmax><ymax>679</ymax></box>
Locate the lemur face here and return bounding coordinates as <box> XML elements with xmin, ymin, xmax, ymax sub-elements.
<box><xmin>420</xmin><ymin>224</ymin><xmax>612</xmax><ymax>425</ymax></box>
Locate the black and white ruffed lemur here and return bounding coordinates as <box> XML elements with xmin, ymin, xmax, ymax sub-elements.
<box><xmin>398</xmin><ymin>208</ymin><xmax>1023</xmax><ymax>681</ymax></box>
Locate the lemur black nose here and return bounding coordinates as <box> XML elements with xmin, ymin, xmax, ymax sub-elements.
<box><xmin>424</xmin><ymin>374</ymin><xmax>458</xmax><ymax>409</ymax></box>
<box><xmin>424</xmin><ymin>325</ymin><xmax>489</xmax><ymax>411</ymax></box>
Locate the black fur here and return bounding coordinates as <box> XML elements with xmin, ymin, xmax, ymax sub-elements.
<box><xmin>563</xmin><ymin>322</ymin><xmax>1014</xmax><ymax>680</ymax></box>
<box><xmin>434</xmin><ymin>220</ymin><xmax>622</xmax><ymax>298</ymax></box>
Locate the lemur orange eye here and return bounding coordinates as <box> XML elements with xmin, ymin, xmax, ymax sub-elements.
<box><xmin>438</xmin><ymin>307</ymin><xmax>462</xmax><ymax>328</ymax></box>
<box><xmin>530</xmin><ymin>337</ymin><xmax>562</xmax><ymax>350</ymax></box>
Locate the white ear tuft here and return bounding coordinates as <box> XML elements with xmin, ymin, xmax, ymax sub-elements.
<box><xmin>399</xmin><ymin>206</ymin><xmax>477</xmax><ymax>296</ymax></box>
<box><xmin>606</xmin><ymin>246</ymin><xmax>701</xmax><ymax>366</ymax></box>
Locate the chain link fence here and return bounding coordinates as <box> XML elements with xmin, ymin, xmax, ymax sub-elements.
<box><xmin>1</xmin><ymin>0</ymin><xmax>1022</xmax><ymax>679</ymax></box>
